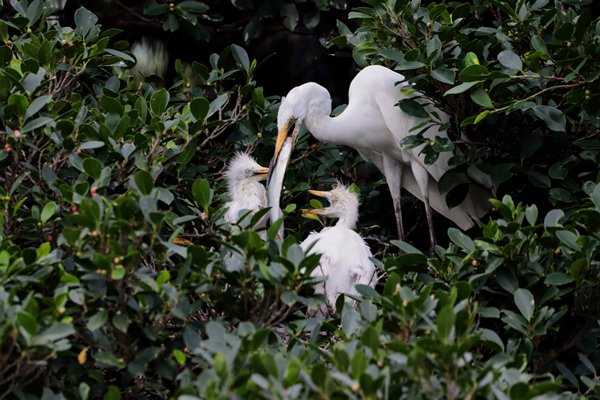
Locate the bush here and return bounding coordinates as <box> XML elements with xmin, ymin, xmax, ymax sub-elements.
<box><xmin>1</xmin><ymin>1</ymin><xmax>600</xmax><ymax>399</ymax></box>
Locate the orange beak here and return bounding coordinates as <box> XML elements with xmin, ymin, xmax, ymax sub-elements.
<box><xmin>274</xmin><ymin>121</ymin><xmax>290</xmax><ymax>163</ymax></box>
<box><xmin>307</xmin><ymin>189</ymin><xmax>328</xmax><ymax>198</ymax></box>
<box><xmin>254</xmin><ymin>166</ymin><xmax>269</xmax><ymax>180</ymax></box>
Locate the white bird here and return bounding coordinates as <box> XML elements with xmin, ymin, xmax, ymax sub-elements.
<box><xmin>301</xmin><ymin>183</ymin><xmax>377</xmax><ymax>316</ymax></box>
<box><xmin>224</xmin><ymin>152</ymin><xmax>269</xmax><ymax>228</ymax></box>
<box><xmin>269</xmin><ymin>65</ymin><xmax>491</xmax><ymax>249</ymax></box>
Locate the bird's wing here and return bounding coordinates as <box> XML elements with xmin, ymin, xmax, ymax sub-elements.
<box><xmin>372</xmin><ymin>80</ymin><xmax>490</xmax><ymax>227</ymax></box>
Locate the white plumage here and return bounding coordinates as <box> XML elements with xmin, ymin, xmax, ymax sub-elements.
<box><xmin>301</xmin><ymin>184</ymin><xmax>377</xmax><ymax>316</ymax></box>
<box><xmin>270</xmin><ymin>65</ymin><xmax>492</xmax><ymax>249</ymax></box>
<box><xmin>224</xmin><ymin>152</ymin><xmax>269</xmax><ymax>227</ymax></box>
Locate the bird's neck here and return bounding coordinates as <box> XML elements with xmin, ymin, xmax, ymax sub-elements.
<box><xmin>304</xmin><ymin>107</ymin><xmax>348</xmax><ymax>146</ymax></box>
<box><xmin>335</xmin><ymin>210</ymin><xmax>358</xmax><ymax>230</ymax></box>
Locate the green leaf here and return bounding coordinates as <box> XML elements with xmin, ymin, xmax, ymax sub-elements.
<box><xmin>437</xmin><ymin>305</ymin><xmax>455</xmax><ymax>342</ymax></box>
<box><xmin>74</xmin><ymin>7</ymin><xmax>98</xmax><ymax>37</ymax></box>
<box><xmin>190</xmin><ymin>97</ymin><xmax>209</xmax><ymax>122</ymax></box>
<box><xmin>134</xmin><ymin>170</ymin><xmax>154</xmax><ymax>195</ymax></box>
<box><xmin>531</xmin><ymin>35</ymin><xmax>547</xmax><ymax>52</ymax></box>
<box><xmin>179</xmin><ymin>1</ymin><xmax>209</xmax><ymax>12</ymax></box>
<box><xmin>173</xmin><ymin>349</ymin><xmax>186</xmax><ymax>365</ymax></box>
<box><xmin>282</xmin><ymin>3</ymin><xmax>299</xmax><ymax>31</ymax></box>
<box><xmin>100</xmin><ymin>96</ymin><xmax>123</xmax><ymax>115</ymax></box>
<box><xmin>459</xmin><ymin>64</ymin><xmax>489</xmax><ymax>82</ymax></box>
<box><xmin>390</xmin><ymin>240</ymin><xmax>424</xmax><ymax>255</ymax></box>
<box><xmin>525</xmin><ymin>204</ymin><xmax>538</xmax><ymax>226</ymax></box>
<box><xmin>34</xmin><ymin>323</ymin><xmax>75</xmax><ymax>343</ymax></box>
<box><xmin>207</xmin><ymin>94</ymin><xmax>228</xmax><ymax>118</ymax></box>
<box><xmin>444</xmin><ymin>81</ymin><xmax>478</xmax><ymax>95</ymax></box>
<box><xmin>556</xmin><ymin>230</ymin><xmax>581</xmax><ymax>250</ymax></box>
<box><xmin>464</xmin><ymin>52</ymin><xmax>480</xmax><ymax>66</ymax></box>
<box><xmin>544</xmin><ymin>272</ymin><xmax>574</xmax><ymax>286</ymax></box>
<box><xmin>150</xmin><ymin>88</ymin><xmax>169</xmax><ymax>116</ymax></box>
<box><xmin>526</xmin><ymin>170</ymin><xmax>551</xmax><ymax>188</ymax></box>
<box><xmin>397</xmin><ymin>99</ymin><xmax>428</xmax><ymax>118</ymax></box>
<box><xmin>470</xmin><ymin>88</ymin><xmax>493</xmax><ymax>108</ymax></box>
<box><xmin>231</xmin><ymin>44</ymin><xmax>250</xmax><ymax>72</ymax></box>
<box><xmin>95</xmin><ymin>352</ymin><xmax>124</xmax><ymax>368</ymax></box>
<box><xmin>243</xmin><ymin>16</ymin><xmax>260</xmax><ymax>43</ymax></box>
<box><xmin>7</xmin><ymin>94</ymin><xmax>28</xmax><ymax>117</ymax></box>
<box><xmin>532</xmin><ymin>105</ymin><xmax>566</xmax><ymax>132</ymax></box>
<box><xmin>144</xmin><ymin>0</ymin><xmax>167</xmax><ymax>16</ymax></box>
<box><xmin>103</xmin><ymin>385</ymin><xmax>122</xmax><ymax>400</ymax></box>
<box><xmin>543</xmin><ymin>209</ymin><xmax>564</xmax><ymax>228</ymax></box>
<box><xmin>17</xmin><ymin>311</ymin><xmax>38</xmax><ymax>335</ymax></box>
<box><xmin>448</xmin><ymin>227</ymin><xmax>475</xmax><ymax>252</ymax></box>
<box><xmin>497</xmin><ymin>50</ymin><xmax>523</xmax><ymax>70</ymax></box>
<box><xmin>121</xmin><ymin>143</ymin><xmax>136</xmax><ymax>160</ymax></box>
<box><xmin>26</xmin><ymin>0</ymin><xmax>43</xmax><ymax>25</ymax></box>
<box><xmin>192</xmin><ymin>179</ymin><xmax>213</xmax><ymax>211</ymax></box>
<box><xmin>111</xmin><ymin>266</ymin><xmax>125</xmax><ymax>280</ymax></box>
<box><xmin>25</xmin><ymin>95</ymin><xmax>51</xmax><ymax>119</ymax></box>
<box><xmin>22</xmin><ymin>69</ymin><xmax>45</xmax><ymax>94</ymax></box>
<box><xmin>479</xmin><ymin>328</ymin><xmax>504</xmax><ymax>351</ymax></box>
<box><xmin>592</xmin><ymin>184</ymin><xmax>600</xmax><ymax>210</ymax></box>
<box><xmin>40</xmin><ymin>201</ymin><xmax>57</xmax><ymax>223</ymax></box>
<box><xmin>79</xmin><ymin>141</ymin><xmax>105</xmax><ymax>150</ymax></box>
<box><xmin>79</xmin><ymin>383</ymin><xmax>90</xmax><ymax>400</ymax></box>
<box><xmin>341</xmin><ymin>303</ymin><xmax>361</xmax><ymax>336</ymax></box>
<box><xmin>87</xmin><ymin>310</ymin><xmax>108</xmax><ymax>332</ymax></box>
<box><xmin>431</xmin><ymin>68</ymin><xmax>455</xmax><ymax>84</ymax></box>
<box><xmin>82</xmin><ymin>158</ymin><xmax>102</xmax><ymax>180</ymax></box>
<box><xmin>514</xmin><ymin>288</ymin><xmax>534</xmax><ymax>322</ymax></box>
<box><xmin>474</xmin><ymin>110</ymin><xmax>490</xmax><ymax>124</ymax></box>
<box><xmin>22</xmin><ymin>116</ymin><xmax>52</xmax><ymax>133</ymax></box>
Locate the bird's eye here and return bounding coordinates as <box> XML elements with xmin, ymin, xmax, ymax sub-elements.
<box><xmin>244</xmin><ymin>168</ymin><xmax>253</xmax><ymax>175</ymax></box>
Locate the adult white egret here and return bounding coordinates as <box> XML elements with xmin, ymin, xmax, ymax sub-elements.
<box><xmin>301</xmin><ymin>183</ymin><xmax>377</xmax><ymax>316</ymax></box>
<box><xmin>224</xmin><ymin>152</ymin><xmax>269</xmax><ymax>227</ymax></box>
<box><xmin>270</xmin><ymin>65</ymin><xmax>491</xmax><ymax>248</ymax></box>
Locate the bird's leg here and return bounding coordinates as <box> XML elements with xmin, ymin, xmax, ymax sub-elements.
<box><xmin>411</xmin><ymin>159</ymin><xmax>437</xmax><ymax>254</ymax></box>
<box><xmin>383</xmin><ymin>156</ymin><xmax>405</xmax><ymax>241</ymax></box>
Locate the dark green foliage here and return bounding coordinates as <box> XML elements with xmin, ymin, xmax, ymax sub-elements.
<box><xmin>1</xmin><ymin>1</ymin><xmax>600</xmax><ymax>399</ymax></box>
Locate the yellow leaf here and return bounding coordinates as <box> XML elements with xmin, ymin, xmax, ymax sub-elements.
<box><xmin>77</xmin><ymin>347</ymin><xmax>88</xmax><ymax>365</ymax></box>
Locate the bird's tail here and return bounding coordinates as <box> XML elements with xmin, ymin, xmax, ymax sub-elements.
<box><xmin>401</xmin><ymin>170</ymin><xmax>492</xmax><ymax>231</ymax></box>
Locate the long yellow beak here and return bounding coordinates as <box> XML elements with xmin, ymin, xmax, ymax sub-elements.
<box><xmin>303</xmin><ymin>208</ymin><xmax>323</xmax><ymax>215</ymax></box>
<box><xmin>274</xmin><ymin>121</ymin><xmax>290</xmax><ymax>161</ymax></box>
<box><xmin>302</xmin><ymin>208</ymin><xmax>323</xmax><ymax>221</ymax></box>
<box><xmin>307</xmin><ymin>189</ymin><xmax>328</xmax><ymax>198</ymax></box>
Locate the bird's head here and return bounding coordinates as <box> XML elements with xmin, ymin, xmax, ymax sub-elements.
<box><xmin>303</xmin><ymin>183</ymin><xmax>359</xmax><ymax>226</ymax></box>
<box><xmin>225</xmin><ymin>152</ymin><xmax>269</xmax><ymax>188</ymax></box>
<box><xmin>273</xmin><ymin>83</ymin><xmax>331</xmax><ymax>164</ymax></box>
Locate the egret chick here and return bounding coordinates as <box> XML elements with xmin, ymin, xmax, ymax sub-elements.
<box><xmin>301</xmin><ymin>184</ymin><xmax>377</xmax><ymax>316</ymax></box>
<box><xmin>224</xmin><ymin>153</ymin><xmax>269</xmax><ymax>227</ymax></box>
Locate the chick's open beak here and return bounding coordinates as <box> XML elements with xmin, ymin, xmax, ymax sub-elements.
<box><xmin>254</xmin><ymin>166</ymin><xmax>269</xmax><ymax>180</ymax></box>
<box><xmin>307</xmin><ymin>189</ymin><xmax>329</xmax><ymax>198</ymax></box>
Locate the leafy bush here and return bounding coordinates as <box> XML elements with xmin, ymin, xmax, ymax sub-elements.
<box><xmin>1</xmin><ymin>1</ymin><xmax>600</xmax><ymax>399</ymax></box>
